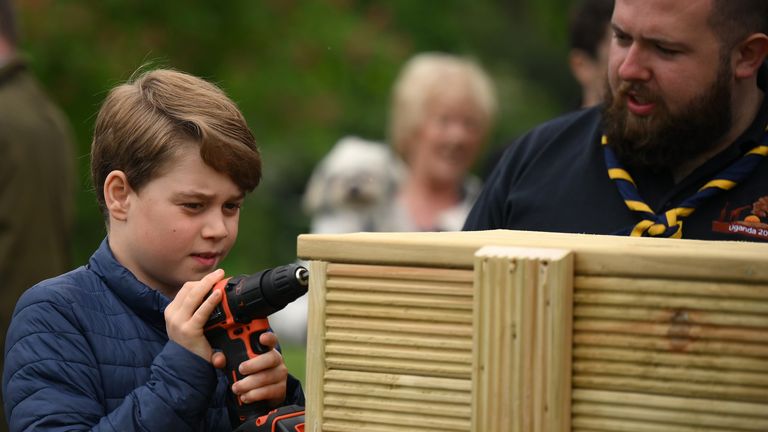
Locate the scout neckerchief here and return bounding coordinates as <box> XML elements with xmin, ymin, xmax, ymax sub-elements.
<box><xmin>602</xmin><ymin>125</ymin><xmax>768</xmax><ymax>238</ymax></box>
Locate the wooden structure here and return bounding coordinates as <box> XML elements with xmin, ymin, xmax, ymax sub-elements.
<box><xmin>297</xmin><ymin>230</ymin><xmax>768</xmax><ymax>432</ymax></box>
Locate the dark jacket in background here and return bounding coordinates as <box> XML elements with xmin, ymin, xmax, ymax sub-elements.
<box><xmin>0</xmin><ymin>57</ymin><xmax>76</xmax><ymax>431</ymax></box>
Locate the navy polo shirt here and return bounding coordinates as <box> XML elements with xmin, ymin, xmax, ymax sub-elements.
<box><xmin>465</xmin><ymin>64</ymin><xmax>768</xmax><ymax>242</ymax></box>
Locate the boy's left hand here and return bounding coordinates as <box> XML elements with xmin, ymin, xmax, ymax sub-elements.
<box><xmin>215</xmin><ymin>332</ymin><xmax>288</xmax><ymax>407</ymax></box>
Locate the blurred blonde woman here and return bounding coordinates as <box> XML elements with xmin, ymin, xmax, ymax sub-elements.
<box><xmin>377</xmin><ymin>52</ymin><xmax>497</xmax><ymax>231</ymax></box>
<box><xmin>303</xmin><ymin>52</ymin><xmax>496</xmax><ymax>235</ymax></box>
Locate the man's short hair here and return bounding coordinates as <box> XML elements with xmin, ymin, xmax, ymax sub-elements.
<box><xmin>91</xmin><ymin>68</ymin><xmax>262</xmax><ymax>221</ymax></box>
<box><xmin>0</xmin><ymin>0</ymin><xmax>18</xmax><ymax>46</ymax></box>
<box><xmin>710</xmin><ymin>0</ymin><xmax>768</xmax><ymax>50</ymax></box>
<box><xmin>388</xmin><ymin>52</ymin><xmax>496</xmax><ymax>161</ymax></box>
<box><xmin>568</xmin><ymin>0</ymin><xmax>614</xmax><ymax>60</ymax></box>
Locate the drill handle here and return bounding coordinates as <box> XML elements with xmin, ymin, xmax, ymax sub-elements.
<box><xmin>206</xmin><ymin>322</ymin><xmax>272</xmax><ymax>425</ymax></box>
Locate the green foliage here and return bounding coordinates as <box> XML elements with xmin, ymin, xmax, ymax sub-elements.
<box><xmin>16</xmin><ymin>0</ymin><xmax>575</xmax><ymax>274</ymax></box>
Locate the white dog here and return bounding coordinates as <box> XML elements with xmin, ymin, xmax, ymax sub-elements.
<box><xmin>303</xmin><ymin>136</ymin><xmax>405</xmax><ymax>234</ymax></box>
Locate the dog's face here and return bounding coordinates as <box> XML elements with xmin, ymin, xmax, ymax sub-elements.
<box><xmin>304</xmin><ymin>137</ymin><xmax>404</xmax><ymax>214</ymax></box>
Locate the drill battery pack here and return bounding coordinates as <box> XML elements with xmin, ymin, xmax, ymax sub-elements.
<box><xmin>244</xmin><ymin>404</ymin><xmax>304</xmax><ymax>432</ymax></box>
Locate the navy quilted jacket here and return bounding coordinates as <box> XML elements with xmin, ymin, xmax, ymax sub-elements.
<box><xmin>3</xmin><ymin>238</ymin><xmax>304</xmax><ymax>431</ymax></box>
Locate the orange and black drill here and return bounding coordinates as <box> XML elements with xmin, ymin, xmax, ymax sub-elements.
<box><xmin>204</xmin><ymin>263</ymin><xmax>308</xmax><ymax>431</ymax></box>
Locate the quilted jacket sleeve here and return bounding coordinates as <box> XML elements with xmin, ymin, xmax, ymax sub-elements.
<box><xmin>3</xmin><ymin>284</ymin><xmax>220</xmax><ymax>432</ymax></box>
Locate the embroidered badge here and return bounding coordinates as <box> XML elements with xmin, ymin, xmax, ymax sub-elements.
<box><xmin>712</xmin><ymin>195</ymin><xmax>768</xmax><ymax>240</ymax></box>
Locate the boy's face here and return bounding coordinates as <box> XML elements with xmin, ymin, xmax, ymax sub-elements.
<box><xmin>114</xmin><ymin>145</ymin><xmax>244</xmax><ymax>297</ymax></box>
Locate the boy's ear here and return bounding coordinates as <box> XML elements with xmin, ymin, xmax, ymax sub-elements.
<box><xmin>103</xmin><ymin>170</ymin><xmax>132</xmax><ymax>221</ymax></box>
<box><xmin>733</xmin><ymin>33</ymin><xmax>768</xmax><ymax>79</ymax></box>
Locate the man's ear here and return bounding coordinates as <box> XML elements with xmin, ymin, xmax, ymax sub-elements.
<box><xmin>103</xmin><ymin>170</ymin><xmax>132</xmax><ymax>221</ymax></box>
<box><xmin>569</xmin><ymin>49</ymin><xmax>595</xmax><ymax>89</ymax></box>
<box><xmin>733</xmin><ymin>33</ymin><xmax>768</xmax><ymax>80</ymax></box>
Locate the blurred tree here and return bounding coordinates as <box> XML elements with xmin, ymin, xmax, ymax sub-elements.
<box><xmin>16</xmin><ymin>0</ymin><xmax>574</xmax><ymax>274</ymax></box>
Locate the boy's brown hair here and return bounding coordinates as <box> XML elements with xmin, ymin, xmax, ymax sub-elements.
<box><xmin>91</xmin><ymin>68</ymin><xmax>262</xmax><ymax>222</ymax></box>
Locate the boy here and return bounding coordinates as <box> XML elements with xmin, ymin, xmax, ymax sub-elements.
<box><xmin>2</xmin><ymin>69</ymin><xmax>304</xmax><ymax>431</ymax></box>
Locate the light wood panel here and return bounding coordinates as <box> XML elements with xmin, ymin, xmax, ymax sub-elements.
<box><xmin>299</xmin><ymin>230</ymin><xmax>768</xmax><ymax>432</ymax></box>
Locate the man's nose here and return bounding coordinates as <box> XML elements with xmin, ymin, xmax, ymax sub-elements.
<box><xmin>618</xmin><ymin>44</ymin><xmax>652</xmax><ymax>82</ymax></box>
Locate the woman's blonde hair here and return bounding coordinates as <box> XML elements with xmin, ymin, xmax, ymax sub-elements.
<box><xmin>388</xmin><ymin>52</ymin><xmax>497</xmax><ymax>159</ymax></box>
<box><xmin>91</xmin><ymin>68</ymin><xmax>261</xmax><ymax>221</ymax></box>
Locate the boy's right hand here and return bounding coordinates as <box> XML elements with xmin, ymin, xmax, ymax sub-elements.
<box><xmin>164</xmin><ymin>268</ymin><xmax>225</xmax><ymax>364</ymax></box>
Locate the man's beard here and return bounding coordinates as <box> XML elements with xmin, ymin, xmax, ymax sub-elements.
<box><xmin>602</xmin><ymin>59</ymin><xmax>733</xmax><ymax>171</ymax></box>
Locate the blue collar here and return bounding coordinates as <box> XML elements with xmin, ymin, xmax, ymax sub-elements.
<box><xmin>87</xmin><ymin>238</ymin><xmax>170</xmax><ymax>331</ymax></box>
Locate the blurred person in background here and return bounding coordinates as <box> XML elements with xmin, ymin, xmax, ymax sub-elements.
<box><xmin>303</xmin><ymin>52</ymin><xmax>497</xmax><ymax>234</ymax></box>
<box><xmin>567</xmin><ymin>0</ymin><xmax>614</xmax><ymax>109</ymax></box>
<box><xmin>481</xmin><ymin>0</ymin><xmax>614</xmax><ymax>178</ymax></box>
<box><xmin>376</xmin><ymin>52</ymin><xmax>497</xmax><ymax>232</ymax></box>
<box><xmin>0</xmin><ymin>0</ymin><xmax>76</xmax><ymax>428</ymax></box>
<box><xmin>277</xmin><ymin>53</ymin><xmax>497</xmax><ymax>346</ymax></box>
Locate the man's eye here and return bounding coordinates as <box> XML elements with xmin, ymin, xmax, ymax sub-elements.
<box><xmin>613</xmin><ymin>32</ymin><xmax>631</xmax><ymax>45</ymax></box>
<box><xmin>183</xmin><ymin>203</ymin><xmax>203</xmax><ymax>210</ymax></box>
<box><xmin>224</xmin><ymin>203</ymin><xmax>242</xmax><ymax>212</ymax></box>
<box><xmin>656</xmin><ymin>45</ymin><xmax>679</xmax><ymax>56</ymax></box>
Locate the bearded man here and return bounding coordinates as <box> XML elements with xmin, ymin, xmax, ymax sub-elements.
<box><xmin>464</xmin><ymin>0</ymin><xmax>768</xmax><ymax>242</ymax></box>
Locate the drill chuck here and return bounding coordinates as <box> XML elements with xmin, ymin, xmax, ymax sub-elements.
<box><xmin>230</xmin><ymin>263</ymin><xmax>308</xmax><ymax>322</ymax></box>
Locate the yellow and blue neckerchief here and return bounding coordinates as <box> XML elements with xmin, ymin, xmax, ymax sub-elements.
<box><xmin>603</xmin><ymin>126</ymin><xmax>768</xmax><ymax>238</ymax></box>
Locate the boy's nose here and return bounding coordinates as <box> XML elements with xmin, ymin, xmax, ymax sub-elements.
<box><xmin>202</xmin><ymin>213</ymin><xmax>229</xmax><ymax>239</ymax></box>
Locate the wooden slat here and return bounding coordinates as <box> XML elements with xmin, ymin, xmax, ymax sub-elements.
<box><xmin>572</xmin><ymin>401</ymin><xmax>768</xmax><ymax>431</ymax></box>
<box><xmin>573</xmin><ymin>346</ymin><xmax>768</xmax><ymax>373</ymax></box>
<box><xmin>324</xmin><ymin>369</ymin><xmax>471</xmax><ymax>391</ymax></box>
<box><xmin>574</xmin><ymin>318</ymin><xmax>768</xmax><ymax>343</ymax></box>
<box><xmin>572</xmin><ymin>415</ymin><xmax>749</xmax><ymax>432</ymax></box>
<box><xmin>327</xmin><ymin>278</ymin><xmax>473</xmax><ymax>296</ymax></box>
<box><xmin>573</xmin><ymin>360</ymin><xmax>768</xmax><ymax>387</ymax></box>
<box><xmin>574</xmin><ymin>304</ymin><xmax>768</xmax><ymax>328</ymax></box>
<box><xmin>325</xmin><ymin>317</ymin><xmax>472</xmax><ymax>337</ymax></box>
<box><xmin>574</xmin><ymin>332</ymin><xmax>768</xmax><ymax>357</ymax></box>
<box><xmin>327</xmin><ymin>262</ymin><xmax>474</xmax><ymax>283</ymax></box>
<box><xmin>305</xmin><ymin>260</ymin><xmax>328</xmax><ymax>432</ymax></box>
<box><xmin>325</xmin><ymin>355</ymin><xmax>471</xmax><ymax>379</ymax></box>
<box><xmin>575</xmin><ymin>276</ymin><xmax>768</xmax><ymax>299</ymax></box>
<box><xmin>323</xmin><ymin>407</ymin><xmax>470</xmax><ymax>431</ymax></box>
<box><xmin>573</xmin><ymin>389</ymin><xmax>768</xmax><ymax>418</ymax></box>
<box><xmin>326</xmin><ymin>290</ymin><xmax>473</xmax><ymax>310</ymax></box>
<box><xmin>321</xmin><ymin>420</ymin><xmax>447</xmax><ymax>432</ymax></box>
<box><xmin>572</xmin><ymin>374</ymin><xmax>768</xmax><ymax>402</ymax></box>
<box><xmin>323</xmin><ymin>381</ymin><xmax>470</xmax><ymax>405</ymax></box>
<box><xmin>324</xmin><ymin>394</ymin><xmax>471</xmax><ymax>418</ymax></box>
<box><xmin>326</xmin><ymin>303</ymin><xmax>473</xmax><ymax>323</ymax></box>
<box><xmin>325</xmin><ymin>329</ymin><xmax>473</xmax><ymax>350</ymax></box>
<box><xmin>325</xmin><ymin>341</ymin><xmax>472</xmax><ymax>364</ymax></box>
<box><xmin>574</xmin><ymin>290</ymin><xmax>768</xmax><ymax>314</ymax></box>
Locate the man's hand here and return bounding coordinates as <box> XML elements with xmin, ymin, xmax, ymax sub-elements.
<box><xmin>229</xmin><ymin>332</ymin><xmax>289</xmax><ymax>407</ymax></box>
<box><xmin>164</xmin><ymin>269</ymin><xmax>225</xmax><ymax>363</ymax></box>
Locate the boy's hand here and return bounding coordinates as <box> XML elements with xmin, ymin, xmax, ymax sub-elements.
<box><xmin>230</xmin><ymin>332</ymin><xmax>289</xmax><ymax>407</ymax></box>
<box><xmin>164</xmin><ymin>269</ymin><xmax>225</xmax><ymax>363</ymax></box>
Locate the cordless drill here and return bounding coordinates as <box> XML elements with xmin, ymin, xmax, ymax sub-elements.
<box><xmin>204</xmin><ymin>263</ymin><xmax>308</xmax><ymax>431</ymax></box>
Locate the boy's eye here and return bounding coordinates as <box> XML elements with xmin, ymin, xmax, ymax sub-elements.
<box><xmin>224</xmin><ymin>202</ymin><xmax>242</xmax><ymax>212</ymax></box>
<box><xmin>182</xmin><ymin>203</ymin><xmax>204</xmax><ymax>210</ymax></box>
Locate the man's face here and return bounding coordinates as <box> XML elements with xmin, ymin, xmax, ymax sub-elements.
<box><xmin>604</xmin><ymin>0</ymin><xmax>734</xmax><ymax>169</ymax></box>
<box><xmin>116</xmin><ymin>145</ymin><xmax>244</xmax><ymax>297</ymax></box>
